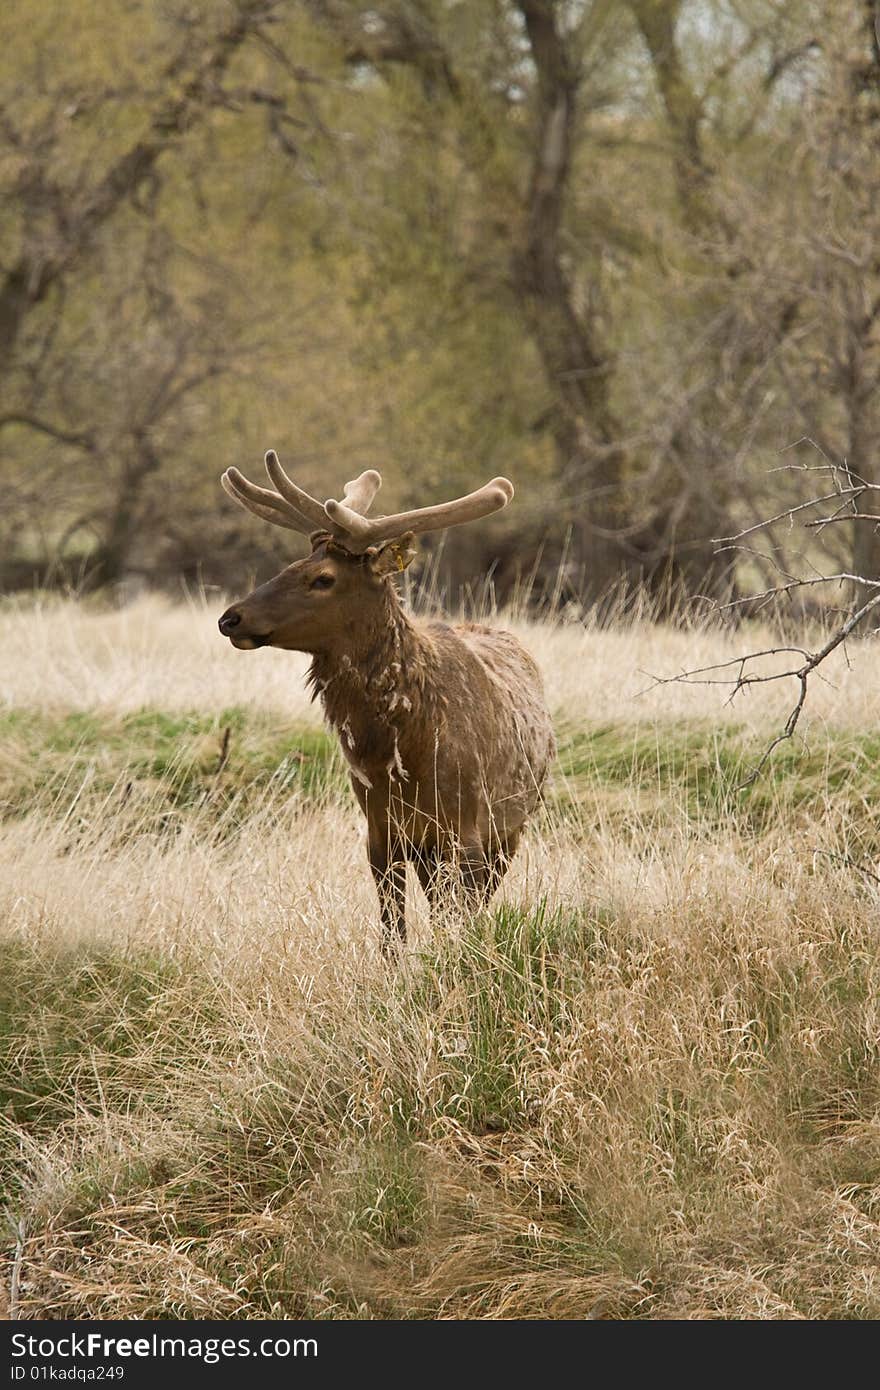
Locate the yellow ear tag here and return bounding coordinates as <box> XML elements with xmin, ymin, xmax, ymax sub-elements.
<box><xmin>396</xmin><ymin>549</ymin><xmax>407</xmax><ymax>573</ymax></box>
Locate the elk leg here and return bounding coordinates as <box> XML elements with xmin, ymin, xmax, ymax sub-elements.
<box><xmin>409</xmin><ymin>843</ymin><xmax>481</xmax><ymax>915</ymax></box>
<box><xmin>368</xmin><ymin>832</ymin><xmax>407</xmax><ymax>951</ymax></box>
<box><xmin>463</xmin><ymin>826</ymin><xmax>522</xmax><ymax>908</ymax></box>
<box><xmin>459</xmin><ymin>842</ymin><xmax>494</xmax><ymax>909</ymax></box>
<box><xmin>413</xmin><ymin>844</ymin><xmax>443</xmax><ymax>909</ymax></box>
<box><xmin>482</xmin><ymin>851</ymin><xmax>510</xmax><ymax>902</ymax></box>
<box><xmin>414</xmin><ymin>845</ymin><xmax>436</xmax><ymax>900</ymax></box>
<box><xmin>483</xmin><ymin>827</ymin><xmax>521</xmax><ymax>902</ymax></box>
<box><xmin>416</xmin><ymin>834</ymin><xmax>517</xmax><ymax>917</ymax></box>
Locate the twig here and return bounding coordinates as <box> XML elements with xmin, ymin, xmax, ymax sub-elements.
<box><xmin>805</xmin><ymin>513</ymin><xmax>880</xmax><ymax>528</ymax></box>
<box><xmin>812</xmin><ymin>850</ymin><xmax>880</xmax><ymax>887</ymax></box>
<box><xmin>215</xmin><ymin>725</ymin><xmax>232</xmax><ymax>776</ymax></box>
<box><xmin>711</xmin><ymin>486</ymin><xmax>864</xmax><ymax>544</ymax></box>
<box><xmin>709</xmin><ymin>572</ymin><xmax>880</xmax><ymax>615</ymax></box>
<box><xmin>650</xmin><ymin>447</ymin><xmax>880</xmax><ymax>784</ymax></box>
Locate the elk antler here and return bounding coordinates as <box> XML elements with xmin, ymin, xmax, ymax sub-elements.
<box><xmin>323</xmin><ymin>477</ymin><xmax>514</xmax><ymax>547</ymax></box>
<box><xmin>221</xmin><ymin>451</ymin><xmax>380</xmax><ymax>540</ymax></box>
<box><xmin>221</xmin><ymin>451</ymin><xmax>513</xmax><ymax>552</ymax></box>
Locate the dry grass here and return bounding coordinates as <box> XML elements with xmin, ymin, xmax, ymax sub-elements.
<box><xmin>1</xmin><ymin>594</ymin><xmax>879</xmax><ymax>1320</ymax></box>
<box><xmin>5</xmin><ymin>589</ymin><xmax>880</xmax><ymax>731</ymax></box>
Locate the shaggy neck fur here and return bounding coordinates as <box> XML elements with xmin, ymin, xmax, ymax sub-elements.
<box><xmin>308</xmin><ymin>582</ymin><xmax>439</xmax><ymax>782</ymax></box>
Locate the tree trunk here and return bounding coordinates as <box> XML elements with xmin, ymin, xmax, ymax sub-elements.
<box><xmin>628</xmin><ymin>0</ymin><xmax>710</xmax><ymax>228</ymax></box>
<box><xmin>90</xmin><ymin>438</ymin><xmax>161</xmax><ymax>587</ymax></box>
<box><xmin>513</xmin><ymin>1</ymin><xmax>656</xmax><ymax>604</ymax></box>
<box><xmin>844</xmin><ymin>0</ymin><xmax>880</xmax><ymax>589</ymax></box>
<box><xmin>847</xmin><ymin>363</ymin><xmax>880</xmax><ymax>584</ymax></box>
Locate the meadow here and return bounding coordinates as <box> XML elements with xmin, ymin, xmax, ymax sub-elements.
<box><xmin>1</xmin><ymin>593</ymin><xmax>879</xmax><ymax>1320</ymax></box>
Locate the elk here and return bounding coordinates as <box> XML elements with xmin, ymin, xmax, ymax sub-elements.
<box><xmin>218</xmin><ymin>450</ymin><xmax>555</xmax><ymax>950</ymax></box>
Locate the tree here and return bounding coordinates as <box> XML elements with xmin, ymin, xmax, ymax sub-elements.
<box><xmin>1</xmin><ymin>3</ymin><xmax>290</xmax><ymax>371</ymax></box>
<box><xmin>2</xmin><ymin>0</ymin><xmax>878</xmax><ymax>611</ymax></box>
<box><xmin>0</xmin><ymin>0</ymin><xmax>327</xmax><ymax>585</ymax></box>
<box><xmin>770</xmin><ymin>0</ymin><xmax>880</xmax><ymax>585</ymax></box>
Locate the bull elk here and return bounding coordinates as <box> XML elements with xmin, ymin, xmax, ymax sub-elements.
<box><xmin>218</xmin><ymin>450</ymin><xmax>555</xmax><ymax>950</ymax></box>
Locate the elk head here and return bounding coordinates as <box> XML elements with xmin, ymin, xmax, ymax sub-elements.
<box><xmin>218</xmin><ymin>451</ymin><xmax>513</xmax><ymax>655</ymax></box>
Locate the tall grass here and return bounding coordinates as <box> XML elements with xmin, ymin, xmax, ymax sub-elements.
<box><xmin>1</xmin><ymin>596</ymin><xmax>879</xmax><ymax>1319</ymax></box>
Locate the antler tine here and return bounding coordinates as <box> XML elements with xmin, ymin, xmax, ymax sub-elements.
<box><xmin>339</xmin><ymin>469</ymin><xmax>382</xmax><ymax>516</ymax></box>
<box><xmin>263</xmin><ymin>450</ymin><xmax>331</xmax><ymax>531</ymax></box>
<box><xmin>221</xmin><ymin>469</ymin><xmax>314</xmax><ymax>534</ymax></box>
<box><xmin>224</xmin><ymin>452</ymin><xmax>507</xmax><ymax>552</ymax></box>
<box><xmin>324</xmin><ymin>477</ymin><xmax>514</xmax><ymax>548</ymax></box>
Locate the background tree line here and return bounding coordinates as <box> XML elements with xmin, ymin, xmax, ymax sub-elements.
<box><xmin>1</xmin><ymin>0</ymin><xmax>878</xmax><ymax>611</ymax></box>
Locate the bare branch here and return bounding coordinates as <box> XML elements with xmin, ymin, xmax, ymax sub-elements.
<box><xmin>712</xmin><ymin>487</ymin><xmax>867</xmax><ymax>544</ymax></box>
<box><xmin>0</xmin><ymin>413</ymin><xmax>96</xmax><ymax>450</ymax></box>
<box><xmin>645</xmin><ymin>584</ymin><xmax>880</xmax><ymax>787</ymax></box>
<box><xmin>650</xmin><ymin>459</ymin><xmax>880</xmax><ymax>785</ymax></box>
<box><xmin>805</xmin><ymin>513</ymin><xmax>880</xmax><ymax>528</ymax></box>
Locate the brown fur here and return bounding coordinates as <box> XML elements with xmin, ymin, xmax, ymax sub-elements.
<box><xmin>219</xmin><ymin>536</ymin><xmax>555</xmax><ymax>948</ymax></box>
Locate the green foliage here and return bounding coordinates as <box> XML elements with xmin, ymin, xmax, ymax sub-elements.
<box><xmin>0</xmin><ymin>942</ymin><xmax>198</xmax><ymax>1205</ymax></box>
<box><xmin>0</xmin><ymin>708</ymin><xmax>348</xmax><ymax>831</ymax></box>
<box><xmin>552</xmin><ymin>723</ymin><xmax>880</xmax><ymax>844</ymax></box>
<box><xmin>414</xmin><ymin>902</ymin><xmax>588</xmax><ymax>1131</ymax></box>
<box><xmin>4</xmin><ymin>0</ymin><xmax>876</xmax><ymax>599</ymax></box>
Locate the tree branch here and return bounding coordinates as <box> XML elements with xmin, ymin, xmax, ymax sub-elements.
<box><xmin>0</xmin><ymin>413</ymin><xmax>96</xmax><ymax>450</ymax></box>
<box><xmin>649</xmin><ymin>459</ymin><xmax>880</xmax><ymax>784</ymax></box>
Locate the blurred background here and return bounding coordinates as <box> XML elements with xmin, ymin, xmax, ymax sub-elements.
<box><xmin>1</xmin><ymin>0</ymin><xmax>877</xmax><ymax>613</ymax></box>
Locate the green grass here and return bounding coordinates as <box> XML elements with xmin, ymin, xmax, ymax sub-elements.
<box><xmin>0</xmin><ymin>943</ymin><xmax>214</xmax><ymax>1204</ymax></box>
<box><xmin>5</xmin><ymin>709</ymin><xmax>880</xmax><ymax>846</ymax></box>
<box><xmin>0</xmin><ymin>707</ymin><xmax>349</xmax><ymax>830</ymax></box>
<box><xmin>553</xmin><ymin>723</ymin><xmax>880</xmax><ymax>844</ymax></box>
<box><xmin>413</xmin><ymin>903</ymin><xmax>587</xmax><ymax>1133</ymax></box>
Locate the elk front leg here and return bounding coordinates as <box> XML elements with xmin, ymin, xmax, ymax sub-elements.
<box><xmin>367</xmin><ymin>825</ymin><xmax>407</xmax><ymax>951</ymax></box>
<box><xmin>459</xmin><ymin>829</ymin><xmax>520</xmax><ymax>910</ymax></box>
<box><xmin>460</xmin><ymin>843</ymin><xmax>492</xmax><ymax>906</ymax></box>
<box><xmin>482</xmin><ymin>828</ymin><xmax>520</xmax><ymax>904</ymax></box>
<box><xmin>412</xmin><ymin>844</ymin><xmax>442</xmax><ymax>910</ymax></box>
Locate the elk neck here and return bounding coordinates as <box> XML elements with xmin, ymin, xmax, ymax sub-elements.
<box><xmin>307</xmin><ymin>582</ymin><xmax>439</xmax><ymax>777</ymax></box>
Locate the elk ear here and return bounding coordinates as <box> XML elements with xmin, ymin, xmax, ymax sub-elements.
<box><xmin>369</xmin><ymin>533</ymin><xmax>417</xmax><ymax>577</ymax></box>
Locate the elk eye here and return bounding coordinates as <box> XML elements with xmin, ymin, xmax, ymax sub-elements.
<box><xmin>310</xmin><ymin>574</ymin><xmax>335</xmax><ymax>591</ymax></box>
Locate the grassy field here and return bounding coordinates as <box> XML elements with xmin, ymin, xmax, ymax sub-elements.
<box><xmin>1</xmin><ymin>593</ymin><xmax>879</xmax><ymax>1320</ymax></box>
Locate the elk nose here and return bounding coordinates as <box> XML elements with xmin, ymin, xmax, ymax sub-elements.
<box><xmin>218</xmin><ymin>609</ymin><xmax>241</xmax><ymax>636</ymax></box>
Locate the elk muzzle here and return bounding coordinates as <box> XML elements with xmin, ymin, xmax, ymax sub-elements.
<box><xmin>218</xmin><ymin>606</ymin><xmax>270</xmax><ymax>649</ymax></box>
